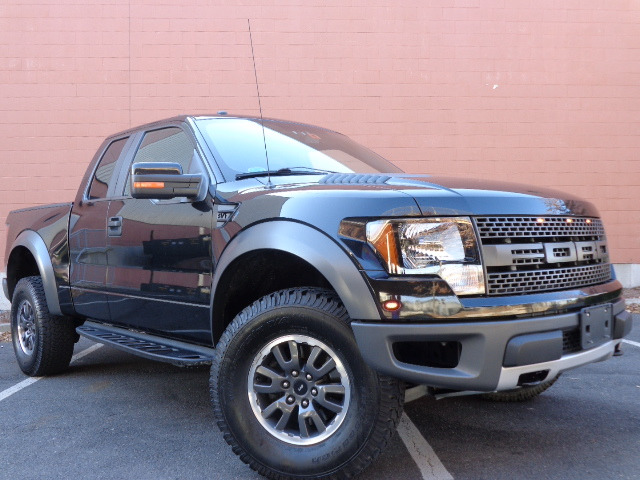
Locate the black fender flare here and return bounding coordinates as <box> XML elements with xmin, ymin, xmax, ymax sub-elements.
<box><xmin>7</xmin><ymin>230</ymin><xmax>62</xmax><ymax>315</ymax></box>
<box><xmin>211</xmin><ymin>220</ymin><xmax>381</xmax><ymax>324</ymax></box>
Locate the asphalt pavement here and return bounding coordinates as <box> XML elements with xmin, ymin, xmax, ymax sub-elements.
<box><xmin>0</xmin><ymin>316</ymin><xmax>638</xmax><ymax>480</ymax></box>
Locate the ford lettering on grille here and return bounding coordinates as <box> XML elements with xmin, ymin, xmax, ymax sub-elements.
<box><xmin>475</xmin><ymin>216</ymin><xmax>612</xmax><ymax>295</ymax></box>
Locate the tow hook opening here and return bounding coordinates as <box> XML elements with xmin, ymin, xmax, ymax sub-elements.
<box><xmin>517</xmin><ymin>370</ymin><xmax>550</xmax><ymax>386</ymax></box>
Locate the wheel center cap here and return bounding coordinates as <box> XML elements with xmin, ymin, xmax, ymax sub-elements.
<box><xmin>293</xmin><ymin>380</ymin><xmax>308</xmax><ymax>395</ymax></box>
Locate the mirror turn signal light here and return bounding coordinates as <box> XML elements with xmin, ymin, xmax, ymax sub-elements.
<box><xmin>133</xmin><ymin>181</ymin><xmax>165</xmax><ymax>189</ymax></box>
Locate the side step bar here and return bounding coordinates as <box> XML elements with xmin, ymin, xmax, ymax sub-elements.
<box><xmin>77</xmin><ymin>321</ymin><xmax>215</xmax><ymax>367</ymax></box>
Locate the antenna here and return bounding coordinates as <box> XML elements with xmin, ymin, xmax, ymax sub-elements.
<box><xmin>248</xmin><ymin>19</ymin><xmax>272</xmax><ymax>188</ymax></box>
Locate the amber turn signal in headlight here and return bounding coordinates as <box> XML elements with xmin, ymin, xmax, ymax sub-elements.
<box><xmin>366</xmin><ymin>217</ymin><xmax>485</xmax><ymax>296</ymax></box>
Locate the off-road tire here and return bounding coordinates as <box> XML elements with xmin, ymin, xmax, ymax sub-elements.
<box><xmin>11</xmin><ymin>276</ymin><xmax>75</xmax><ymax>376</ymax></box>
<box><xmin>210</xmin><ymin>287</ymin><xmax>405</xmax><ymax>480</ymax></box>
<box><xmin>481</xmin><ymin>374</ymin><xmax>560</xmax><ymax>402</ymax></box>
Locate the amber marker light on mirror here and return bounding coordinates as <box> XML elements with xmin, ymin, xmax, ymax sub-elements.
<box><xmin>134</xmin><ymin>182</ymin><xmax>165</xmax><ymax>189</ymax></box>
<box><xmin>381</xmin><ymin>299</ymin><xmax>402</xmax><ymax>312</ymax></box>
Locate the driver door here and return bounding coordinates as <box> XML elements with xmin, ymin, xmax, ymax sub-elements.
<box><xmin>104</xmin><ymin>126</ymin><xmax>214</xmax><ymax>345</ymax></box>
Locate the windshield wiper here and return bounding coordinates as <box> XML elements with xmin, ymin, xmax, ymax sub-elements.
<box><xmin>235</xmin><ymin>167</ymin><xmax>336</xmax><ymax>180</ymax></box>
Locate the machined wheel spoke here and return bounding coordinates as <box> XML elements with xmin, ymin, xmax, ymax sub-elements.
<box><xmin>309</xmin><ymin>410</ymin><xmax>326</xmax><ymax>434</ymax></box>
<box><xmin>253</xmin><ymin>382</ymin><xmax>283</xmax><ymax>394</ymax></box>
<box><xmin>315</xmin><ymin>385</ymin><xmax>345</xmax><ymax>413</ymax></box>
<box><xmin>307</xmin><ymin>356</ymin><xmax>336</xmax><ymax>379</ymax></box>
<box><xmin>318</xmin><ymin>384</ymin><xmax>345</xmax><ymax>396</ymax></box>
<box><xmin>256</xmin><ymin>365</ymin><xmax>286</xmax><ymax>384</ymax></box>
<box><xmin>274</xmin><ymin>403</ymin><xmax>295</xmax><ymax>431</ymax></box>
<box><xmin>271</xmin><ymin>341</ymin><xmax>301</xmax><ymax>372</ymax></box>
<box><xmin>297</xmin><ymin>412</ymin><xmax>310</xmax><ymax>438</ymax></box>
<box><xmin>298</xmin><ymin>409</ymin><xmax>326</xmax><ymax>438</ymax></box>
<box><xmin>261</xmin><ymin>396</ymin><xmax>287</xmax><ymax>419</ymax></box>
<box><xmin>306</xmin><ymin>346</ymin><xmax>322</xmax><ymax>369</ymax></box>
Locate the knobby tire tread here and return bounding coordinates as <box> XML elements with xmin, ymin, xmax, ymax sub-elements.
<box><xmin>210</xmin><ymin>287</ymin><xmax>404</xmax><ymax>480</ymax></box>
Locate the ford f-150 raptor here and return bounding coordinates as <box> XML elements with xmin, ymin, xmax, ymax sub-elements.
<box><xmin>4</xmin><ymin>115</ymin><xmax>634</xmax><ymax>479</ymax></box>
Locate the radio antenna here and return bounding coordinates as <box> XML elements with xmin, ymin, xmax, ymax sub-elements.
<box><xmin>247</xmin><ymin>19</ymin><xmax>272</xmax><ymax>188</ymax></box>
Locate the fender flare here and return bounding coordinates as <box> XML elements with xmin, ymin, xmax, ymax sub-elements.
<box><xmin>211</xmin><ymin>220</ymin><xmax>381</xmax><ymax>322</ymax></box>
<box><xmin>8</xmin><ymin>230</ymin><xmax>62</xmax><ymax>315</ymax></box>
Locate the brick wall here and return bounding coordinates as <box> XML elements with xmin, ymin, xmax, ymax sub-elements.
<box><xmin>1</xmin><ymin>0</ymin><xmax>639</xmax><ymax>267</ymax></box>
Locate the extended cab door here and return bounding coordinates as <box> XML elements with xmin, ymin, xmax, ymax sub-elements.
<box><xmin>104</xmin><ymin>125</ymin><xmax>214</xmax><ymax>345</ymax></box>
<box><xmin>69</xmin><ymin>135</ymin><xmax>133</xmax><ymax>320</ymax></box>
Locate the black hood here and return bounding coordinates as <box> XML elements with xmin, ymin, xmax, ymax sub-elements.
<box><xmin>313</xmin><ymin>173</ymin><xmax>600</xmax><ymax>217</ymax></box>
<box><xmin>385</xmin><ymin>174</ymin><xmax>599</xmax><ymax>217</ymax></box>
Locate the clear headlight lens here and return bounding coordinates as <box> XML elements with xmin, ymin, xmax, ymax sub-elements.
<box><xmin>366</xmin><ymin>217</ymin><xmax>485</xmax><ymax>295</ymax></box>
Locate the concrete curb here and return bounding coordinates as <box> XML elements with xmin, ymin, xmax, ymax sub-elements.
<box><xmin>0</xmin><ymin>323</ymin><xmax>9</xmax><ymax>333</ymax></box>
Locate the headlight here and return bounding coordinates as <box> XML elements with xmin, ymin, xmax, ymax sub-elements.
<box><xmin>366</xmin><ymin>217</ymin><xmax>485</xmax><ymax>295</ymax></box>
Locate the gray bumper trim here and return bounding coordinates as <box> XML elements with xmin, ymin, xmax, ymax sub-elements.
<box><xmin>351</xmin><ymin>299</ymin><xmax>628</xmax><ymax>392</ymax></box>
<box><xmin>496</xmin><ymin>340</ymin><xmax>616</xmax><ymax>391</ymax></box>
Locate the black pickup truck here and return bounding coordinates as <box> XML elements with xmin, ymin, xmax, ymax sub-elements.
<box><xmin>4</xmin><ymin>115</ymin><xmax>634</xmax><ymax>479</ymax></box>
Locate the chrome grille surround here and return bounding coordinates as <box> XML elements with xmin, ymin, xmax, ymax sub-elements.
<box><xmin>475</xmin><ymin>216</ymin><xmax>612</xmax><ymax>296</ymax></box>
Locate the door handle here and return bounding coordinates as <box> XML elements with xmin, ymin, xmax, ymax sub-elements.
<box><xmin>108</xmin><ymin>216</ymin><xmax>122</xmax><ymax>237</ymax></box>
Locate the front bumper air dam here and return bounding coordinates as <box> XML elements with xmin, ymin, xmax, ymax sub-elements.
<box><xmin>351</xmin><ymin>300</ymin><xmax>633</xmax><ymax>392</ymax></box>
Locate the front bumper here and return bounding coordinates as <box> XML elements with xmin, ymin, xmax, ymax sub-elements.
<box><xmin>352</xmin><ymin>299</ymin><xmax>634</xmax><ymax>392</ymax></box>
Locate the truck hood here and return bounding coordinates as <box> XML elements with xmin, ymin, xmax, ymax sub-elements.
<box><xmin>386</xmin><ymin>174</ymin><xmax>599</xmax><ymax>217</ymax></box>
<box><xmin>253</xmin><ymin>173</ymin><xmax>599</xmax><ymax>218</ymax></box>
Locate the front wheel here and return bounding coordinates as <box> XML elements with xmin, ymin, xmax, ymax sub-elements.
<box><xmin>210</xmin><ymin>288</ymin><xmax>404</xmax><ymax>480</ymax></box>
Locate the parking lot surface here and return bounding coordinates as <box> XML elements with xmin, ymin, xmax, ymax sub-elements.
<box><xmin>1</xmin><ymin>317</ymin><xmax>638</xmax><ymax>480</ymax></box>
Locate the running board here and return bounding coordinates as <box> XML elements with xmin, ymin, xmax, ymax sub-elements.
<box><xmin>77</xmin><ymin>321</ymin><xmax>214</xmax><ymax>367</ymax></box>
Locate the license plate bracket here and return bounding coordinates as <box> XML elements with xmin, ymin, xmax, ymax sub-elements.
<box><xmin>580</xmin><ymin>304</ymin><xmax>613</xmax><ymax>350</ymax></box>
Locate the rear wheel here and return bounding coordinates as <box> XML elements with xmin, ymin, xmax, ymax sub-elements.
<box><xmin>481</xmin><ymin>374</ymin><xmax>560</xmax><ymax>402</ymax></box>
<box><xmin>210</xmin><ymin>287</ymin><xmax>404</xmax><ymax>479</ymax></box>
<box><xmin>11</xmin><ymin>276</ymin><xmax>75</xmax><ymax>376</ymax></box>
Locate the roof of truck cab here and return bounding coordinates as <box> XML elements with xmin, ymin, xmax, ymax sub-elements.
<box><xmin>105</xmin><ymin>114</ymin><xmax>339</xmax><ymax>140</ymax></box>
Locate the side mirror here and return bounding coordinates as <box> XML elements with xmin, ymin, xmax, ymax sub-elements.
<box><xmin>130</xmin><ymin>162</ymin><xmax>203</xmax><ymax>199</ymax></box>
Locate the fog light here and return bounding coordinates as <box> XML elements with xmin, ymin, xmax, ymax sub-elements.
<box><xmin>382</xmin><ymin>299</ymin><xmax>402</xmax><ymax>312</ymax></box>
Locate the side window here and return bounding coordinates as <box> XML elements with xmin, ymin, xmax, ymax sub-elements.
<box><xmin>124</xmin><ymin>127</ymin><xmax>199</xmax><ymax>196</ymax></box>
<box><xmin>88</xmin><ymin>137</ymin><xmax>128</xmax><ymax>199</ymax></box>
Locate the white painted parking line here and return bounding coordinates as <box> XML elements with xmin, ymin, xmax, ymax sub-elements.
<box><xmin>623</xmin><ymin>339</ymin><xmax>640</xmax><ymax>348</ymax></box>
<box><xmin>0</xmin><ymin>343</ymin><xmax>103</xmax><ymax>402</ymax></box>
<box><xmin>0</xmin><ymin>377</ymin><xmax>41</xmax><ymax>402</ymax></box>
<box><xmin>70</xmin><ymin>342</ymin><xmax>103</xmax><ymax>362</ymax></box>
<box><xmin>397</xmin><ymin>412</ymin><xmax>453</xmax><ymax>480</ymax></box>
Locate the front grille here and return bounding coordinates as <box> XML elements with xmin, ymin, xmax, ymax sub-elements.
<box><xmin>487</xmin><ymin>264</ymin><xmax>611</xmax><ymax>295</ymax></box>
<box><xmin>476</xmin><ymin>216</ymin><xmax>612</xmax><ymax>296</ymax></box>
<box><xmin>476</xmin><ymin>216</ymin><xmax>605</xmax><ymax>241</ymax></box>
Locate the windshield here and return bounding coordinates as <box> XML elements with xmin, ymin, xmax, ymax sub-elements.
<box><xmin>196</xmin><ymin>118</ymin><xmax>403</xmax><ymax>181</ymax></box>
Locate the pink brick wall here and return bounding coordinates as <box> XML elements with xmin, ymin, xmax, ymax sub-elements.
<box><xmin>1</xmin><ymin>0</ymin><xmax>639</xmax><ymax>265</ymax></box>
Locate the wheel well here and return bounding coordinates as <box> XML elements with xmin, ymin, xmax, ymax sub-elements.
<box><xmin>6</xmin><ymin>246</ymin><xmax>40</xmax><ymax>301</ymax></box>
<box><xmin>212</xmin><ymin>249</ymin><xmax>334</xmax><ymax>343</ymax></box>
